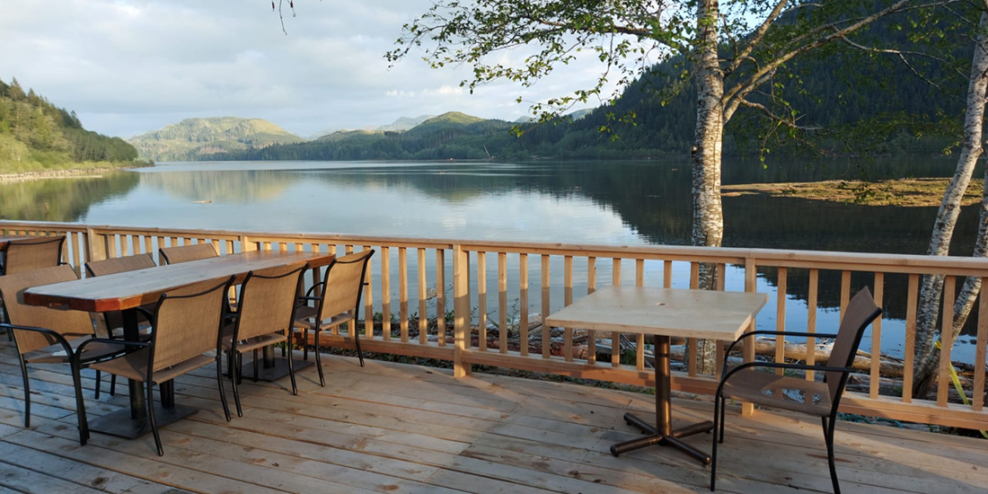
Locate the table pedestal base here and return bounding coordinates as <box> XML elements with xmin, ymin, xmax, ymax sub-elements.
<box><xmin>89</xmin><ymin>404</ymin><xmax>197</xmax><ymax>439</ymax></box>
<box><xmin>610</xmin><ymin>413</ymin><xmax>713</xmax><ymax>464</ymax></box>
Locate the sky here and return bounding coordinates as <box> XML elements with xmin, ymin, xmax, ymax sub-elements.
<box><xmin>0</xmin><ymin>0</ymin><xmax>623</xmax><ymax>139</ymax></box>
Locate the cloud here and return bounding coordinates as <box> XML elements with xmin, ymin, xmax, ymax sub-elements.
<box><xmin>0</xmin><ymin>0</ymin><xmax>626</xmax><ymax>138</ymax></box>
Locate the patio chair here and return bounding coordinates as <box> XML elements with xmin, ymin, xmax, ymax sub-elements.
<box><xmin>0</xmin><ymin>265</ymin><xmax>127</xmax><ymax>446</ymax></box>
<box><xmin>159</xmin><ymin>243</ymin><xmax>237</xmax><ymax>312</ymax></box>
<box><xmin>89</xmin><ymin>276</ymin><xmax>235</xmax><ymax>456</ymax></box>
<box><xmin>84</xmin><ymin>253</ymin><xmax>158</xmax><ymax>397</ymax></box>
<box><xmin>158</xmin><ymin>242</ymin><xmax>219</xmax><ymax>265</ymax></box>
<box><xmin>0</xmin><ymin>236</ymin><xmax>67</xmax><ymax>338</ymax></box>
<box><xmin>293</xmin><ymin>249</ymin><xmax>374</xmax><ymax>386</ymax></box>
<box><xmin>0</xmin><ymin>235</ymin><xmax>66</xmax><ymax>275</ymax></box>
<box><xmin>224</xmin><ymin>263</ymin><xmax>308</xmax><ymax>417</ymax></box>
<box><xmin>710</xmin><ymin>287</ymin><xmax>881</xmax><ymax>494</ymax></box>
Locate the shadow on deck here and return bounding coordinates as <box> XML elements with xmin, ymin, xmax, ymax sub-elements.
<box><xmin>0</xmin><ymin>340</ymin><xmax>984</xmax><ymax>494</ymax></box>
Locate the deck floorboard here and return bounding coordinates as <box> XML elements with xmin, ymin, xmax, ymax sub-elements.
<box><xmin>0</xmin><ymin>340</ymin><xmax>984</xmax><ymax>494</ymax></box>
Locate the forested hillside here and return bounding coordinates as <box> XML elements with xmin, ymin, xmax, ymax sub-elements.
<box><xmin>129</xmin><ymin>117</ymin><xmax>306</xmax><ymax>162</ymax></box>
<box><xmin>0</xmin><ymin>78</ymin><xmax>142</xmax><ymax>174</ymax></box>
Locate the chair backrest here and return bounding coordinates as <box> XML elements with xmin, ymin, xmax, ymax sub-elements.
<box><xmin>1</xmin><ymin>236</ymin><xmax>65</xmax><ymax>275</ymax></box>
<box><xmin>158</xmin><ymin>243</ymin><xmax>218</xmax><ymax>265</ymax></box>
<box><xmin>318</xmin><ymin>250</ymin><xmax>374</xmax><ymax>322</ymax></box>
<box><xmin>85</xmin><ymin>253</ymin><xmax>157</xmax><ymax>334</ymax></box>
<box><xmin>234</xmin><ymin>264</ymin><xmax>307</xmax><ymax>342</ymax></box>
<box><xmin>149</xmin><ymin>276</ymin><xmax>233</xmax><ymax>372</ymax></box>
<box><xmin>826</xmin><ymin>287</ymin><xmax>882</xmax><ymax>404</ymax></box>
<box><xmin>0</xmin><ymin>265</ymin><xmax>95</xmax><ymax>354</ymax></box>
<box><xmin>85</xmin><ymin>253</ymin><xmax>156</xmax><ymax>277</ymax></box>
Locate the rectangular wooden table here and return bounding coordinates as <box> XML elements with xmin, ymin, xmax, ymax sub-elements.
<box><xmin>545</xmin><ymin>286</ymin><xmax>768</xmax><ymax>464</ymax></box>
<box><xmin>22</xmin><ymin>250</ymin><xmax>336</xmax><ymax>439</ymax></box>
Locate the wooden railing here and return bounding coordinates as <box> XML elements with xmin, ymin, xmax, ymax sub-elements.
<box><xmin>3</xmin><ymin>220</ymin><xmax>986</xmax><ymax>430</ymax></box>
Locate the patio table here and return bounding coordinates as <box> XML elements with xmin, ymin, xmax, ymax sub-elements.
<box><xmin>545</xmin><ymin>286</ymin><xmax>767</xmax><ymax>464</ymax></box>
<box><xmin>22</xmin><ymin>249</ymin><xmax>336</xmax><ymax>438</ymax></box>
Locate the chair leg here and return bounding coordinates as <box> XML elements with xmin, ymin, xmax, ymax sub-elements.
<box><xmin>94</xmin><ymin>370</ymin><xmax>101</xmax><ymax>399</ymax></box>
<box><xmin>110</xmin><ymin>374</ymin><xmax>116</xmax><ymax>396</ymax></box>
<box><xmin>216</xmin><ymin>357</ymin><xmax>232</xmax><ymax>422</ymax></box>
<box><xmin>253</xmin><ymin>349</ymin><xmax>259</xmax><ymax>382</ymax></box>
<box><xmin>314</xmin><ymin>330</ymin><xmax>325</xmax><ymax>387</ymax></box>
<box><xmin>824</xmin><ymin>416</ymin><xmax>840</xmax><ymax>494</ymax></box>
<box><xmin>287</xmin><ymin>340</ymin><xmax>298</xmax><ymax>395</ymax></box>
<box><xmin>230</xmin><ymin>351</ymin><xmax>243</xmax><ymax>418</ymax></box>
<box><xmin>303</xmin><ymin>328</ymin><xmax>309</xmax><ymax>361</ymax></box>
<box><xmin>354</xmin><ymin>330</ymin><xmax>365</xmax><ymax>367</ymax></box>
<box><xmin>18</xmin><ymin>355</ymin><xmax>30</xmax><ymax>428</ymax></box>
<box><xmin>719</xmin><ymin>396</ymin><xmax>727</xmax><ymax>443</ymax></box>
<box><xmin>70</xmin><ymin>362</ymin><xmax>90</xmax><ymax>446</ymax></box>
<box><xmin>146</xmin><ymin>381</ymin><xmax>163</xmax><ymax>456</ymax></box>
<box><xmin>710</xmin><ymin>393</ymin><xmax>720</xmax><ymax>491</ymax></box>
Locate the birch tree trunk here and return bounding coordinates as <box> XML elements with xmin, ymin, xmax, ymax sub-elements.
<box><xmin>692</xmin><ymin>0</ymin><xmax>726</xmax><ymax>374</ymax></box>
<box><xmin>913</xmin><ymin>11</ymin><xmax>988</xmax><ymax>396</ymax></box>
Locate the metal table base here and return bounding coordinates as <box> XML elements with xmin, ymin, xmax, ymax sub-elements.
<box><xmin>609</xmin><ymin>335</ymin><xmax>713</xmax><ymax>464</ymax></box>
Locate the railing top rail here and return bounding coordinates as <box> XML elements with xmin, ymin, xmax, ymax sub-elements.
<box><xmin>4</xmin><ymin>220</ymin><xmax>988</xmax><ymax>275</ymax></box>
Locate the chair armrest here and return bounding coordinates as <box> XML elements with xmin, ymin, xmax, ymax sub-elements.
<box><xmin>722</xmin><ymin>330</ymin><xmax>840</xmax><ymax>374</ymax></box>
<box><xmin>304</xmin><ymin>281</ymin><xmax>326</xmax><ymax>298</ymax></box>
<box><xmin>0</xmin><ymin>323</ymin><xmax>73</xmax><ymax>355</ymax></box>
<box><xmin>717</xmin><ymin>360</ymin><xmax>856</xmax><ymax>397</ymax></box>
<box><xmin>74</xmin><ymin>338</ymin><xmax>148</xmax><ymax>363</ymax></box>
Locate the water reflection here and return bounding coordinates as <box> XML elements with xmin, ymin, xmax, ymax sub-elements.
<box><xmin>0</xmin><ymin>172</ymin><xmax>139</xmax><ymax>222</ymax></box>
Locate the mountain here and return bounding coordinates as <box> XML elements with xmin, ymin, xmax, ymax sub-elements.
<box><xmin>129</xmin><ymin>117</ymin><xmax>306</xmax><ymax>162</ymax></box>
<box><xmin>376</xmin><ymin>115</ymin><xmax>435</xmax><ymax>132</ymax></box>
<box><xmin>308</xmin><ymin>115</ymin><xmax>436</xmax><ymax>140</ymax></box>
<box><xmin>0</xmin><ymin>78</ymin><xmax>142</xmax><ymax>174</ymax></box>
<box><xmin>232</xmin><ymin>111</ymin><xmax>512</xmax><ymax>161</ymax></box>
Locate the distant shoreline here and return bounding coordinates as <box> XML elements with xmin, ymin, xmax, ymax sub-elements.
<box><xmin>0</xmin><ymin>163</ymin><xmax>152</xmax><ymax>184</ymax></box>
<box><xmin>723</xmin><ymin>178</ymin><xmax>983</xmax><ymax>207</ymax></box>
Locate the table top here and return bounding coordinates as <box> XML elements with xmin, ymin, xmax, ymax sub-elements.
<box><xmin>544</xmin><ymin>286</ymin><xmax>768</xmax><ymax>341</ymax></box>
<box><xmin>23</xmin><ymin>250</ymin><xmax>335</xmax><ymax>313</ymax></box>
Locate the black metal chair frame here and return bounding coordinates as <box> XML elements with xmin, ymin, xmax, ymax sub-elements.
<box><xmin>80</xmin><ymin>276</ymin><xmax>235</xmax><ymax>456</ymax></box>
<box><xmin>297</xmin><ymin>251</ymin><xmax>374</xmax><ymax>386</ymax></box>
<box><xmin>226</xmin><ymin>264</ymin><xmax>307</xmax><ymax>417</ymax></box>
<box><xmin>0</xmin><ymin>321</ymin><xmax>134</xmax><ymax>446</ymax></box>
<box><xmin>710</xmin><ymin>306</ymin><xmax>881</xmax><ymax>494</ymax></box>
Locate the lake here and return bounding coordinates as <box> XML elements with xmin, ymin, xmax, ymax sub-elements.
<box><xmin>0</xmin><ymin>158</ymin><xmax>982</xmax><ymax>364</ymax></box>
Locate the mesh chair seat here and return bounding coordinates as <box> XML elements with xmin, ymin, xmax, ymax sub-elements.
<box><xmin>721</xmin><ymin>369</ymin><xmax>832</xmax><ymax>417</ymax></box>
<box><xmin>221</xmin><ymin>323</ymin><xmax>288</xmax><ymax>353</ymax></box>
<box><xmin>292</xmin><ymin>305</ymin><xmax>355</xmax><ymax>330</ymax></box>
<box><xmin>90</xmin><ymin>348</ymin><xmax>215</xmax><ymax>384</ymax></box>
<box><xmin>24</xmin><ymin>337</ymin><xmax>124</xmax><ymax>365</ymax></box>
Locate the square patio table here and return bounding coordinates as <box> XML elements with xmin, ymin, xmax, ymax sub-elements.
<box><xmin>22</xmin><ymin>249</ymin><xmax>336</xmax><ymax>439</ymax></box>
<box><xmin>545</xmin><ymin>285</ymin><xmax>768</xmax><ymax>464</ymax></box>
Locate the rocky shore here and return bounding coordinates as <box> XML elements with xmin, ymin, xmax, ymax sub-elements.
<box><xmin>0</xmin><ymin>163</ymin><xmax>151</xmax><ymax>184</ymax></box>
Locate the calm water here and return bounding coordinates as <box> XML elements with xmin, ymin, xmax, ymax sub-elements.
<box><xmin>0</xmin><ymin>158</ymin><xmax>982</xmax><ymax>363</ymax></box>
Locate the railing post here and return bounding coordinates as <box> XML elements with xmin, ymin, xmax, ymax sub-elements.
<box><xmin>453</xmin><ymin>244</ymin><xmax>471</xmax><ymax>377</ymax></box>
<box><xmin>742</xmin><ymin>256</ymin><xmax>757</xmax><ymax>417</ymax></box>
<box><xmin>86</xmin><ymin>227</ymin><xmax>107</xmax><ymax>262</ymax></box>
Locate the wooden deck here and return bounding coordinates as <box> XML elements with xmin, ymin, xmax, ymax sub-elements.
<box><xmin>0</xmin><ymin>340</ymin><xmax>984</xmax><ymax>494</ymax></box>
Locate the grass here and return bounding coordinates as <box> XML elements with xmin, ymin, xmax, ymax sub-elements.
<box><xmin>722</xmin><ymin>178</ymin><xmax>983</xmax><ymax>207</ymax></box>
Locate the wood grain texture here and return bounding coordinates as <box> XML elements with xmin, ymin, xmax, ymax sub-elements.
<box><xmin>545</xmin><ymin>286</ymin><xmax>767</xmax><ymax>341</ymax></box>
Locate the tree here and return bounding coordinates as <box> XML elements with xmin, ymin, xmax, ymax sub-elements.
<box><xmin>389</xmin><ymin>0</ymin><xmax>920</xmax><ymax>373</ymax></box>
<box><xmin>912</xmin><ymin>4</ymin><xmax>988</xmax><ymax>396</ymax></box>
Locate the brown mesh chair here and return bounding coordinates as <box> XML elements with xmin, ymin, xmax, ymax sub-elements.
<box><xmin>293</xmin><ymin>249</ymin><xmax>374</xmax><ymax>386</ymax></box>
<box><xmin>224</xmin><ymin>263</ymin><xmax>308</xmax><ymax>417</ymax></box>
<box><xmin>0</xmin><ymin>265</ymin><xmax>126</xmax><ymax>446</ymax></box>
<box><xmin>710</xmin><ymin>288</ymin><xmax>881</xmax><ymax>494</ymax></box>
<box><xmin>0</xmin><ymin>236</ymin><xmax>67</xmax><ymax>338</ymax></box>
<box><xmin>90</xmin><ymin>276</ymin><xmax>235</xmax><ymax>456</ymax></box>
<box><xmin>0</xmin><ymin>235</ymin><xmax>66</xmax><ymax>275</ymax></box>
<box><xmin>159</xmin><ymin>243</ymin><xmax>237</xmax><ymax>312</ymax></box>
<box><xmin>158</xmin><ymin>242</ymin><xmax>219</xmax><ymax>265</ymax></box>
<box><xmin>85</xmin><ymin>253</ymin><xmax>158</xmax><ymax>397</ymax></box>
